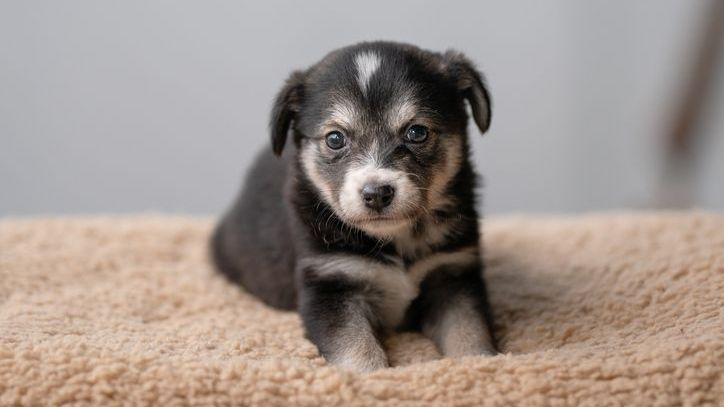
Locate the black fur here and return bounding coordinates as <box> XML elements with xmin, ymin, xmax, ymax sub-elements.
<box><xmin>212</xmin><ymin>41</ymin><xmax>497</xmax><ymax>370</ymax></box>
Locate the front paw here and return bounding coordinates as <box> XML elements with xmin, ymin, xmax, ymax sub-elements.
<box><xmin>441</xmin><ymin>323</ymin><xmax>497</xmax><ymax>358</ymax></box>
<box><xmin>430</xmin><ymin>303</ymin><xmax>497</xmax><ymax>358</ymax></box>
<box><xmin>327</xmin><ymin>341</ymin><xmax>389</xmax><ymax>373</ymax></box>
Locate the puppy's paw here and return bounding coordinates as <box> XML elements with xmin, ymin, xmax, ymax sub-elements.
<box><xmin>329</xmin><ymin>341</ymin><xmax>389</xmax><ymax>373</ymax></box>
<box><xmin>442</xmin><ymin>325</ymin><xmax>497</xmax><ymax>358</ymax></box>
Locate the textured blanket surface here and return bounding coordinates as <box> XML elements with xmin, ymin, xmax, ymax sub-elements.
<box><xmin>0</xmin><ymin>213</ymin><xmax>722</xmax><ymax>406</ymax></box>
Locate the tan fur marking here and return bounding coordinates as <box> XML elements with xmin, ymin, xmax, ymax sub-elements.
<box><xmin>427</xmin><ymin>135</ymin><xmax>464</xmax><ymax>211</ymax></box>
<box><xmin>300</xmin><ymin>144</ymin><xmax>336</xmax><ymax>206</ymax></box>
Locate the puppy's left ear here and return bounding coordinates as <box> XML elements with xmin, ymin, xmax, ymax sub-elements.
<box><xmin>270</xmin><ymin>70</ymin><xmax>306</xmax><ymax>156</ymax></box>
<box><xmin>443</xmin><ymin>51</ymin><xmax>492</xmax><ymax>134</ymax></box>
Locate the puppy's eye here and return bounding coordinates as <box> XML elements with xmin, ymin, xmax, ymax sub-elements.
<box><xmin>325</xmin><ymin>131</ymin><xmax>346</xmax><ymax>150</ymax></box>
<box><xmin>405</xmin><ymin>125</ymin><xmax>428</xmax><ymax>143</ymax></box>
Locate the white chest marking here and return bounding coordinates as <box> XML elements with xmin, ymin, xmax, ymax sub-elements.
<box><xmin>303</xmin><ymin>246</ymin><xmax>480</xmax><ymax>329</ymax></box>
<box><xmin>304</xmin><ymin>255</ymin><xmax>416</xmax><ymax>328</ymax></box>
<box><xmin>407</xmin><ymin>247</ymin><xmax>481</xmax><ymax>285</ymax></box>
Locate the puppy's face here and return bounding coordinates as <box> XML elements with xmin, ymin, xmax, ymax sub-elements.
<box><xmin>271</xmin><ymin>43</ymin><xmax>491</xmax><ymax>238</ymax></box>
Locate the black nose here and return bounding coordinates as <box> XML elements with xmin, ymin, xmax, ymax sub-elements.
<box><xmin>362</xmin><ymin>184</ymin><xmax>395</xmax><ymax>211</ymax></box>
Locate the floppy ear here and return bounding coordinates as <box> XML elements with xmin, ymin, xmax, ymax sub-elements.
<box><xmin>443</xmin><ymin>51</ymin><xmax>492</xmax><ymax>134</ymax></box>
<box><xmin>269</xmin><ymin>70</ymin><xmax>306</xmax><ymax>156</ymax></box>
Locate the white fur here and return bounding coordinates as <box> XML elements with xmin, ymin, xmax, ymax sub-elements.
<box><xmin>407</xmin><ymin>246</ymin><xmax>480</xmax><ymax>285</ymax></box>
<box><xmin>302</xmin><ymin>255</ymin><xmax>416</xmax><ymax>329</ymax></box>
<box><xmin>386</xmin><ymin>93</ymin><xmax>418</xmax><ymax>130</ymax></box>
<box><xmin>354</xmin><ymin>51</ymin><xmax>381</xmax><ymax>96</ymax></box>
<box><xmin>338</xmin><ymin>161</ymin><xmax>420</xmax><ymax>238</ymax></box>
<box><xmin>302</xmin><ymin>246</ymin><xmax>480</xmax><ymax>329</ymax></box>
<box><xmin>431</xmin><ymin>296</ymin><xmax>496</xmax><ymax>357</ymax></box>
<box><xmin>393</xmin><ymin>220</ymin><xmax>454</xmax><ymax>259</ymax></box>
<box><xmin>302</xmin><ymin>132</ymin><xmax>465</xmax><ymax>252</ymax></box>
<box><xmin>326</xmin><ymin>302</ymin><xmax>389</xmax><ymax>372</ymax></box>
<box><xmin>330</xmin><ymin>331</ymin><xmax>388</xmax><ymax>372</ymax></box>
<box><xmin>327</xmin><ymin>102</ymin><xmax>358</xmax><ymax>129</ymax></box>
<box><xmin>337</xmin><ymin>138</ymin><xmax>419</xmax><ymax>238</ymax></box>
<box><xmin>302</xmin><ymin>137</ymin><xmax>421</xmax><ymax>238</ymax></box>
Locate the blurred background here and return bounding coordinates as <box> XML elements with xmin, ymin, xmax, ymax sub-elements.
<box><xmin>1</xmin><ymin>0</ymin><xmax>722</xmax><ymax>217</ymax></box>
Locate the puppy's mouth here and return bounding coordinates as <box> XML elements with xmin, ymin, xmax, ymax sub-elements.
<box><xmin>357</xmin><ymin>216</ymin><xmax>396</xmax><ymax>222</ymax></box>
<box><xmin>358</xmin><ymin>218</ymin><xmax>403</xmax><ymax>227</ymax></box>
<box><xmin>345</xmin><ymin>211</ymin><xmax>421</xmax><ymax>233</ymax></box>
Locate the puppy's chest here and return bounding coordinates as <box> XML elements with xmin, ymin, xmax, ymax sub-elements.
<box><xmin>371</xmin><ymin>244</ymin><xmax>437</xmax><ymax>329</ymax></box>
<box><xmin>369</xmin><ymin>222</ymin><xmax>460</xmax><ymax>327</ymax></box>
<box><xmin>368</xmin><ymin>259</ymin><xmax>419</xmax><ymax>329</ymax></box>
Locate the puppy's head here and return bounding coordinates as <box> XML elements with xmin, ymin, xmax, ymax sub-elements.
<box><xmin>271</xmin><ymin>42</ymin><xmax>491</xmax><ymax>238</ymax></box>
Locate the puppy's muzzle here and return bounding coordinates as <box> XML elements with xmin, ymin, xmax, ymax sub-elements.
<box><xmin>362</xmin><ymin>183</ymin><xmax>395</xmax><ymax>212</ymax></box>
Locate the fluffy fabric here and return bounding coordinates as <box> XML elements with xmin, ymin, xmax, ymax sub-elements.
<box><xmin>0</xmin><ymin>213</ymin><xmax>722</xmax><ymax>406</ymax></box>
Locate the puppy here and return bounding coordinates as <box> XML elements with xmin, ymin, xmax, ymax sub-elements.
<box><xmin>212</xmin><ymin>41</ymin><xmax>497</xmax><ymax>372</ymax></box>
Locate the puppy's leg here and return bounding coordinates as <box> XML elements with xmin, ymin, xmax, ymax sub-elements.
<box><xmin>299</xmin><ymin>276</ymin><xmax>388</xmax><ymax>373</ymax></box>
<box><xmin>417</xmin><ymin>265</ymin><xmax>497</xmax><ymax>357</ymax></box>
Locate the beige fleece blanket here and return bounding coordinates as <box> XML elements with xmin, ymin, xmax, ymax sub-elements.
<box><xmin>0</xmin><ymin>213</ymin><xmax>722</xmax><ymax>406</ymax></box>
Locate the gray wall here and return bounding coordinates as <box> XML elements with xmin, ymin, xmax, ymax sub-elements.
<box><xmin>1</xmin><ymin>1</ymin><xmax>722</xmax><ymax>216</ymax></box>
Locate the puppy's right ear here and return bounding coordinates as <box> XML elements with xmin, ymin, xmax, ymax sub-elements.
<box><xmin>270</xmin><ymin>70</ymin><xmax>306</xmax><ymax>156</ymax></box>
<box><xmin>442</xmin><ymin>51</ymin><xmax>492</xmax><ymax>135</ymax></box>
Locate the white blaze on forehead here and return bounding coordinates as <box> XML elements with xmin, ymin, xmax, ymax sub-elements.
<box><xmin>354</xmin><ymin>51</ymin><xmax>381</xmax><ymax>96</ymax></box>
